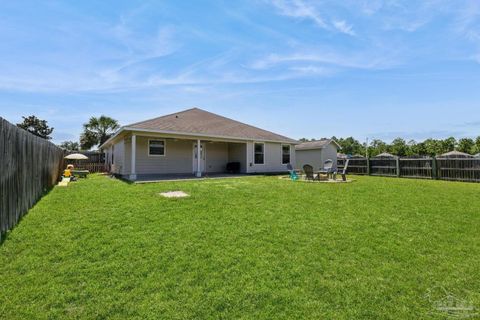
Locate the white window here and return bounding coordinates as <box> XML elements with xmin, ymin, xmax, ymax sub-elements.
<box><xmin>149</xmin><ymin>139</ymin><xmax>165</xmax><ymax>156</ymax></box>
<box><xmin>254</xmin><ymin>143</ymin><xmax>264</xmax><ymax>164</ymax></box>
<box><xmin>282</xmin><ymin>145</ymin><xmax>290</xmax><ymax>164</ymax></box>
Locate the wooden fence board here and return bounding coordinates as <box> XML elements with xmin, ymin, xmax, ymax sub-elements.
<box><xmin>0</xmin><ymin>117</ymin><xmax>64</xmax><ymax>241</ymax></box>
<box><xmin>338</xmin><ymin>156</ymin><xmax>480</xmax><ymax>183</ymax></box>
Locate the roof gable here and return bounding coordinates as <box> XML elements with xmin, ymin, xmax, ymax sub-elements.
<box><xmin>124</xmin><ymin>108</ymin><xmax>297</xmax><ymax>143</ymax></box>
<box><xmin>295</xmin><ymin>139</ymin><xmax>340</xmax><ymax>150</ymax></box>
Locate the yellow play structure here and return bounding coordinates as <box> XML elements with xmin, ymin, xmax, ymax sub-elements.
<box><xmin>58</xmin><ymin>164</ymin><xmax>74</xmax><ymax>187</ymax></box>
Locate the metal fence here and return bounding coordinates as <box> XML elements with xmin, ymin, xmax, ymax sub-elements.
<box><xmin>1</xmin><ymin>117</ymin><xmax>65</xmax><ymax>241</ymax></box>
<box><xmin>338</xmin><ymin>156</ymin><xmax>480</xmax><ymax>183</ymax></box>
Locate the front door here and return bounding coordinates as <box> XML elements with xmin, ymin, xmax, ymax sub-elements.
<box><xmin>193</xmin><ymin>142</ymin><xmax>206</xmax><ymax>174</ymax></box>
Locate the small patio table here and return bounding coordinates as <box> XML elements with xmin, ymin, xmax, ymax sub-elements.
<box><xmin>315</xmin><ymin>170</ymin><xmax>334</xmax><ymax>181</ymax></box>
<box><xmin>72</xmin><ymin>170</ymin><xmax>89</xmax><ymax>178</ymax></box>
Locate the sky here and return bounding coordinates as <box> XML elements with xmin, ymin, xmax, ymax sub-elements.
<box><xmin>1</xmin><ymin>0</ymin><xmax>480</xmax><ymax>145</ymax></box>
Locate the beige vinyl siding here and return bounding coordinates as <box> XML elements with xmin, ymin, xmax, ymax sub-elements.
<box><xmin>205</xmin><ymin>142</ymin><xmax>228</xmax><ymax>173</ymax></box>
<box><xmin>321</xmin><ymin>143</ymin><xmax>338</xmax><ymax>166</ymax></box>
<box><xmin>246</xmin><ymin>142</ymin><xmax>295</xmax><ymax>173</ymax></box>
<box><xmin>227</xmin><ymin>143</ymin><xmax>247</xmax><ymax>173</ymax></box>
<box><xmin>112</xmin><ymin>140</ymin><xmax>125</xmax><ymax>175</ymax></box>
<box><xmin>295</xmin><ymin>142</ymin><xmax>338</xmax><ymax>170</ymax></box>
<box><xmin>120</xmin><ymin>134</ymin><xmax>296</xmax><ymax>176</ymax></box>
<box><xmin>131</xmin><ymin>136</ymin><xmax>193</xmax><ymax>174</ymax></box>
<box><xmin>295</xmin><ymin>149</ymin><xmax>322</xmax><ymax>170</ymax></box>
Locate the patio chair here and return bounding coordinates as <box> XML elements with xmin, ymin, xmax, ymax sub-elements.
<box><xmin>334</xmin><ymin>159</ymin><xmax>349</xmax><ymax>181</ymax></box>
<box><xmin>318</xmin><ymin>159</ymin><xmax>334</xmax><ymax>180</ymax></box>
<box><xmin>303</xmin><ymin>164</ymin><xmax>316</xmax><ymax>181</ymax></box>
<box><xmin>286</xmin><ymin>164</ymin><xmax>298</xmax><ymax>181</ymax></box>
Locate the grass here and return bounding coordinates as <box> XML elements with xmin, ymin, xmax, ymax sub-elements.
<box><xmin>1</xmin><ymin>174</ymin><xmax>480</xmax><ymax>319</ymax></box>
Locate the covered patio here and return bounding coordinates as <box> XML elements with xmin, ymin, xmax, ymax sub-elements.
<box><xmin>132</xmin><ymin>173</ymin><xmax>250</xmax><ymax>183</ymax></box>
<box><xmin>123</xmin><ymin>134</ymin><xmax>248</xmax><ymax>181</ymax></box>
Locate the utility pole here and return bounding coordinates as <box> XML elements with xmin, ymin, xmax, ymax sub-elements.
<box><xmin>365</xmin><ymin>137</ymin><xmax>369</xmax><ymax>158</ymax></box>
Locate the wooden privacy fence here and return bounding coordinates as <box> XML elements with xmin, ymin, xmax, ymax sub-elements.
<box><xmin>337</xmin><ymin>156</ymin><xmax>480</xmax><ymax>183</ymax></box>
<box><xmin>0</xmin><ymin>117</ymin><xmax>65</xmax><ymax>241</ymax></box>
<box><xmin>72</xmin><ymin>162</ymin><xmax>108</xmax><ymax>173</ymax></box>
<box><xmin>65</xmin><ymin>152</ymin><xmax>107</xmax><ymax>173</ymax></box>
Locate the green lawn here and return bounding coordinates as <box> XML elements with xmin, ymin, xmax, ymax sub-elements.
<box><xmin>1</xmin><ymin>175</ymin><xmax>479</xmax><ymax>319</ymax></box>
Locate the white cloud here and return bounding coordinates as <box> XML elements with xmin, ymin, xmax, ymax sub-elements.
<box><xmin>250</xmin><ymin>50</ymin><xmax>399</xmax><ymax>71</ymax></box>
<box><xmin>268</xmin><ymin>0</ymin><xmax>328</xmax><ymax>28</ymax></box>
<box><xmin>332</xmin><ymin>20</ymin><xmax>355</xmax><ymax>35</ymax></box>
<box><xmin>267</xmin><ymin>0</ymin><xmax>355</xmax><ymax>35</ymax></box>
<box><xmin>289</xmin><ymin>65</ymin><xmax>330</xmax><ymax>75</ymax></box>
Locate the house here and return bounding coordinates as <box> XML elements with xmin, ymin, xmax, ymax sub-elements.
<box><xmin>100</xmin><ymin>108</ymin><xmax>298</xmax><ymax>180</ymax></box>
<box><xmin>374</xmin><ymin>152</ymin><xmax>397</xmax><ymax>158</ymax></box>
<box><xmin>295</xmin><ymin>139</ymin><xmax>340</xmax><ymax>170</ymax></box>
<box><xmin>439</xmin><ymin>151</ymin><xmax>473</xmax><ymax>158</ymax></box>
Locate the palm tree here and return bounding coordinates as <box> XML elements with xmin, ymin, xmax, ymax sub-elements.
<box><xmin>80</xmin><ymin>116</ymin><xmax>119</xmax><ymax>150</ymax></box>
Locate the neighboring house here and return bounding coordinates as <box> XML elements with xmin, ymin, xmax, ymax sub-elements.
<box><xmin>295</xmin><ymin>139</ymin><xmax>341</xmax><ymax>170</ymax></box>
<box><xmin>439</xmin><ymin>151</ymin><xmax>473</xmax><ymax>158</ymax></box>
<box><xmin>374</xmin><ymin>152</ymin><xmax>397</xmax><ymax>158</ymax></box>
<box><xmin>101</xmin><ymin>108</ymin><xmax>298</xmax><ymax>180</ymax></box>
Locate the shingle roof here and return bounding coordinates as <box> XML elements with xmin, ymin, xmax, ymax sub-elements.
<box><xmin>439</xmin><ymin>150</ymin><xmax>473</xmax><ymax>158</ymax></box>
<box><xmin>125</xmin><ymin>108</ymin><xmax>297</xmax><ymax>143</ymax></box>
<box><xmin>374</xmin><ymin>152</ymin><xmax>397</xmax><ymax>158</ymax></box>
<box><xmin>295</xmin><ymin>139</ymin><xmax>339</xmax><ymax>150</ymax></box>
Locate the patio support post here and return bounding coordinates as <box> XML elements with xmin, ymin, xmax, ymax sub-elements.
<box><xmin>196</xmin><ymin>139</ymin><xmax>202</xmax><ymax>177</ymax></box>
<box><xmin>396</xmin><ymin>157</ymin><xmax>401</xmax><ymax>177</ymax></box>
<box><xmin>130</xmin><ymin>134</ymin><xmax>137</xmax><ymax>180</ymax></box>
<box><xmin>432</xmin><ymin>157</ymin><xmax>438</xmax><ymax>180</ymax></box>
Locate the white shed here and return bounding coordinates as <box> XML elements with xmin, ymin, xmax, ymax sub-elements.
<box><xmin>295</xmin><ymin>139</ymin><xmax>341</xmax><ymax>170</ymax></box>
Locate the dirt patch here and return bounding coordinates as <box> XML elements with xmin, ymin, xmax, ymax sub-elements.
<box><xmin>159</xmin><ymin>191</ymin><xmax>189</xmax><ymax>198</ymax></box>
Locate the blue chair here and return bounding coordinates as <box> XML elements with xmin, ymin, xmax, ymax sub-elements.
<box><xmin>286</xmin><ymin>164</ymin><xmax>299</xmax><ymax>181</ymax></box>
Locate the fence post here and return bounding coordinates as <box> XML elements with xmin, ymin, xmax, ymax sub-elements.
<box><xmin>396</xmin><ymin>157</ymin><xmax>401</xmax><ymax>177</ymax></box>
<box><xmin>366</xmin><ymin>157</ymin><xmax>371</xmax><ymax>175</ymax></box>
<box><xmin>432</xmin><ymin>157</ymin><xmax>438</xmax><ymax>180</ymax></box>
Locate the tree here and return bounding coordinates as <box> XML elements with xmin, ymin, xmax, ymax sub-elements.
<box><xmin>298</xmin><ymin>138</ymin><xmax>314</xmax><ymax>142</ymax></box>
<box><xmin>474</xmin><ymin>136</ymin><xmax>480</xmax><ymax>154</ymax></box>
<box><xmin>80</xmin><ymin>116</ymin><xmax>119</xmax><ymax>150</ymax></box>
<box><xmin>441</xmin><ymin>137</ymin><xmax>456</xmax><ymax>154</ymax></box>
<box><xmin>369</xmin><ymin>139</ymin><xmax>388</xmax><ymax>157</ymax></box>
<box><xmin>335</xmin><ymin>137</ymin><xmax>364</xmax><ymax>156</ymax></box>
<box><xmin>457</xmin><ymin>138</ymin><xmax>475</xmax><ymax>154</ymax></box>
<box><xmin>16</xmin><ymin>115</ymin><xmax>54</xmax><ymax>139</ymax></box>
<box><xmin>423</xmin><ymin>139</ymin><xmax>443</xmax><ymax>156</ymax></box>
<box><xmin>59</xmin><ymin>141</ymin><xmax>80</xmax><ymax>151</ymax></box>
<box><xmin>409</xmin><ymin>140</ymin><xmax>427</xmax><ymax>156</ymax></box>
<box><xmin>390</xmin><ymin>138</ymin><xmax>409</xmax><ymax>156</ymax></box>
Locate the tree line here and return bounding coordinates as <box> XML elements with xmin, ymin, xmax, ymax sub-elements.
<box><xmin>16</xmin><ymin>115</ymin><xmax>119</xmax><ymax>151</ymax></box>
<box><xmin>300</xmin><ymin>136</ymin><xmax>480</xmax><ymax>157</ymax></box>
<box><xmin>16</xmin><ymin>115</ymin><xmax>480</xmax><ymax>156</ymax></box>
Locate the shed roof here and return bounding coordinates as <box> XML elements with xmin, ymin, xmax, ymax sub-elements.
<box><xmin>295</xmin><ymin>139</ymin><xmax>341</xmax><ymax>150</ymax></box>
